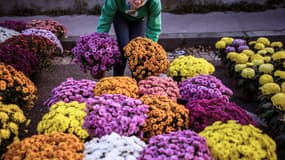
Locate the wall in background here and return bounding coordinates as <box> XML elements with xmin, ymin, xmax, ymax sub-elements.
<box><xmin>0</xmin><ymin>0</ymin><xmax>277</xmax><ymax>15</ymax></box>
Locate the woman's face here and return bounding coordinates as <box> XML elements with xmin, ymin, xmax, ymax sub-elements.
<box><xmin>129</xmin><ymin>0</ymin><xmax>144</xmax><ymax>9</ymax></box>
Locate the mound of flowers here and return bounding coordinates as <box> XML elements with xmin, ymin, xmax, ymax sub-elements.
<box><xmin>94</xmin><ymin>76</ymin><xmax>139</xmax><ymax>98</ymax></box>
<box><xmin>0</xmin><ymin>103</ymin><xmax>29</xmax><ymax>154</ymax></box>
<box><xmin>37</xmin><ymin>101</ymin><xmax>89</xmax><ymax>140</ymax></box>
<box><xmin>138</xmin><ymin>76</ymin><xmax>180</xmax><ymax>102</ymax></box>
<box><xmin>139</xmin><ymin>95</ymin><xmax>189</xmax><ymax>141</ymax></box>
<box><xmin>199</xmin><ymin>120</ymin><xmax>277</xmax><ymax>160</ymax></box>
<box><xmin>0</xmin><ymin>26</ymin><xmax>20</xmax><ymax>43</ymax></box>
<box><xmin>84</xmin><ymin>132</ymin><xmax>146</xmax><ymax>159</ymax></box>
<box><xmin>0</xmin><ymin>34</ymin><xmax>58</xmax><ymax>69</ymax></box>
<box><xmin>179</xmin><ymin>75</ymin><xmax>233</xmax><ymax>102</ymax></box>
<box><xmin>4</xmin><ymin>132</ymin><xmax>84</xmax><ymax>159</ymax></box>
<box><xmin>44</xmin><ymin>78</ymin><xmax>96</xmax><ymax>107</ymax></box>
<box><xmin>0</xmin><ymin>20</ymin><xmax>27</xmax><ymax>32</ymax></box>
<box><xmin>72</xmin><ymin>32</ymin><xmax>120</xmax><ymax>78</ymax></box>
<box><xmin>0</xmin><ymin>45</ymin><xmax>40</xmax><ymax>76</ymax></box>
<box><xmin>83</xmin><ymin>94</ymin><xmax>148</xmax><ymax>138</ymax></box>
<box><xmin>168</xmin><ymin>55</ymin><xmax>215</xmax><ymax>82</ymax></box>
<box><xmin>26</xmin><ymin>19</ymin><xmax>67</xmax><ymax>39</ymax></box>
<box><xmin>22</xmin><ymin>28</ymin><xmax>63</xmax><ymax>53</ymax></box>
<box><xmin>0</xmin><ymin>63</ymin><xmax>37</xmax><ymax>109</ymax></box>
<box><xmin>139</xmin><ymin>130</ymin><xmax>211</xmax><ymax>160</ymax></box>
<box><xmin>186</xmin><ymin>98</ymin><xmax>257</xmax><ymax>132</ymax></box>
<box><xmin>123</xmin><ymin>37</ymin><xmax>169</xmax><ymax>80</ymax></box>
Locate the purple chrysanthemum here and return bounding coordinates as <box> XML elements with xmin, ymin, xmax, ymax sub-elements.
<box><xmin>179</xmin><ymin>75</ymin><xmax>233</xmax><ymax>102</ymax></box>
<box><xmin>83</xmin><ymin>94</ymin><xmax>148</xmax><ymax>138</ymax></box>
<box><xmin>44</xmin><ymin>78</ymin><xmax>96</xmax><ymax>107</ymax></box>
<box><xmin>138</xmin><ymin>130</ymin><xmax>212</xmax><ymax>160</ymax></box>
<box><xmin>72</xmin><ymin>32</ymin><xmax>120</xmax><ymax>78</ymax></box>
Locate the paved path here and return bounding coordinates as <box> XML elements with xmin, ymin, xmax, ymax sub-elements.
<box><xmin>1</xmin><ymin>8</ymin><xmax>285</xmax><ymax>35</ymax></box>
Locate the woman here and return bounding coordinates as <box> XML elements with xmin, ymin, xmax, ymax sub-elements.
<box><xmin>97</xmin><ymin>0</ymin><xmax>162</xmax><ymax>76</ymax></box>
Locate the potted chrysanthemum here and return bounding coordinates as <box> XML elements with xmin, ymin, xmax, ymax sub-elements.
<box><xmin>123</xmin><ymin>37</ymin><xmax>169</xmax><ymax>80</ymax></box>
<box><xmin>0</xmin><ymin>63</ymin><xmax>37</xmax><ymax>109</ymax></box>
<box><xmin>199</xmin><ymin>120</ymin><xmax>277</xmax><ymax>160</ymax></box>
<box><xmin>26</xmin><ymin>19</ymin><xmax>67</xmax><ymax>39</ymax></box>
<box><xmin>72</xmin><ymin>32</ymin><xmax>120</xmax><ymax>78</ymax></box>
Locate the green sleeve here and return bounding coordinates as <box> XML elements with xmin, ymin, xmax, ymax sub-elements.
<box><xmin>96</xmin><ymin>0</ymin><xmax>117</xmax><ymax>33</ymax></box>
<box><xmin>146</xmin><ymin>0</ymin><xmax>161</xmax><ymax>42</ymax></box>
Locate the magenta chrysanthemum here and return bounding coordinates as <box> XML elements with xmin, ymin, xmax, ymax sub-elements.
<box><xmin>83</xmin><ymin>94</ymin><xmax>148</xmax><ymax>138</ymax></box>
<box><xmin>186</xmin><ymin>98</ymin><xmax>257</xmax><ymax>132</ymax></box>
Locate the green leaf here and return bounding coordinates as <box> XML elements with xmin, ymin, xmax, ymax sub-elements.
<box><xmin>237</xmin><ymin>79</ymin><xmax>244</xmax><ymax>86</ymax></box>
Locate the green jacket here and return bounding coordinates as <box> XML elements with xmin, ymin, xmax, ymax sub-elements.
<box><xmin>96</xmin><ymin>0</ymin><xmax>161</xmax><ymax>42</ymax></box>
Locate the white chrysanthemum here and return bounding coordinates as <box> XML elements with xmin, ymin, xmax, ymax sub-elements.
<box><xmin>84</xmin><ymin>132</ymin><xmax>146</xmax><ymax>160</ymax></box>
<box><xmin>22</xmin><ymin>28</ymin><xmax>63</xmax><ymax>53</ymax></box>
<box><xmin>0</xmin><ymin>26</ymin><xmax>20</xmax><ymax>42</ymax></box>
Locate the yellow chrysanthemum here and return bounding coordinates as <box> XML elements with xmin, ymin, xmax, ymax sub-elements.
<box><xmin>263</xmin><ymin>56</ymin><xmax>271</xmax><ymax>63</ymax></box>
<box><xmin>235</xmin><ymin>64</ymin><xmax>247</xmax><ymax>72</ymax></box>
<box><xmin>226</xmin><ymin>52</ymin><xmax>238</xmax><ymax>61</ymax></box>
<box><xmin>12</xmin><ymin>112</ymin><xmax>26</xmax><ymax>123</ymax></box>
<box><xmin>234</xmin><ymin>53</ymin><xmax>249</xmax><ymax>64</ymax></box>
<box><xmin>257</xmin><ymin>49</ymin><xmax>267</xmax><ymax>55</ymax></box>
<box><xmin>0</xmin><ymin>129</ymin><xmax>11</xmax><ymax>139</ymax></box>
<box><xmin>250</xmin><ymin>54</ymin><xmax>264</xmax><ymax>61</ymax></box>
<box><xmin>271</xmin><ymin>93</ymin><xmax>285</xmax><ymax>111</ymax></box>
<box><xmin>264</xmin><ymin>47</ymin><xmax>275</xmax><ymax>54</ymax></box>
<box><xmin>259</xmin><ymin>74</ymin><xmax>274</xmax><ymax>85</ymax></box>
<box><xmin>37</xmin><ymin>101</ymin><xmax>88</xmax><ymax>141</ymax></box>
<box><xmin>221</xmin><ymin>37</ymin><xmax>234</xmax><ymax>45</ymax></box>
<box><xmin>215</xmin><ymin>40</ymin><xmax>226</xmax><ymax>49</ymax></box>
<box><xmin>8</xmin><ymin>122</ymin><xmax>19</xmax><ymax>135</ymax></box>
<box><xmin>257</xmin><ymin>37</ymin><xmax>270</xmax><ymax>46</ymax></box>
<box><xmin>254</xmin><ymin>43</ymin><xmax>265</xmax><ymax>50</ymax></box>
<box><xmin>258</xmin><ymin>63</ymin><xmax>274</xmax><ymax>74</ymax></box>
<box><xmin>246</xmin><ymin>62</ymin><xmax>254</xmax><ymax>67</ymax></box>
<box><xmin>274</xmin><ymin>70</ymin><xmax>285</xmax><ymax>79</ymax></box>
<box><xmin>248</xmin><ymin>41</ymin><xmax>257</xmax><ymax>46</ymax></box>
<box><xmin>199</xmin><ymin>120</ymin><xmax>277</xmax><ymax>160</ymax></box>
<box><xmin>272</xmin><ymin>50</ymin><xmax>285</xmax><ymax>61</ymax></box>
<box><xmin>241</xmin><ymin>68</ymin><xmax>255</xmax><ymax>79</ymax></box>
<box><xmin>168</xmin><ymin>55</ymin><xmax>215</xmax><ymax>80</ymax></box>
<box><xmin>271</xmin><ymin>41</ymin><xmax>283</xmax><ymax>48</ymax></box>
<box><xmin>251</xmin><ymin>59</ymin><xmax>264</xmax><ymax>66</ymax></box>
<box><xmin>0</xmin><ymin>112</ymin><xmax>9</xmax><ymax>123</ymax></box>
<box><xmin>259</xmin><ymin>83</ymin><xmax>280</xmax><ymax>95</ymax></box>
<box><xmin>242</xmin><ymin>49</ymin><xmax>255</xmax><ymax>56</ymax></box>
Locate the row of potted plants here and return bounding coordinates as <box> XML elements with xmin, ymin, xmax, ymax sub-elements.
<box><xmin>0</xmin><ymin>19</ymin><xmax>68</xmax><ymax>155</ymax></box>
<box><xmin>0</xmin><ymin>19</ymin><xmax>66</xmax><ymax>77</ymax></box>
<box><xmin>215</xmin><ymin>36</ymin><xmax>285</xmax><ymax>155</ymax></box>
